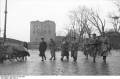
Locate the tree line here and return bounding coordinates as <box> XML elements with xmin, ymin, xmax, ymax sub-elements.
<box><xmin>64</xmin><ymin>0</ymin><xmax>120</xmax><ymax>49</ymax></box>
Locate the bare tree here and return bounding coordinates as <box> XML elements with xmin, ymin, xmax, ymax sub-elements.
<box><xmin>109</xmin><ymin>0</ymin><xmax>120</xmax><ymax>32</ymax></box>
<box><xmin>69</xmin><ymin>6</ymin><xmax>93</xmax><ymax>39</ymax></box>
<box><xmin>87</xmin><ymin>10</ymin><xmax>106</xmax><ymax>35</ymax></box>
<box><xmin>113</xmin><ymin>0</ymin><xmax>120</xmax><ymax>12</ymax></box>
<box><xmin>68</xmin><ymin>6</ymin><xmax>107</xmax><ymax>40</ymax></box>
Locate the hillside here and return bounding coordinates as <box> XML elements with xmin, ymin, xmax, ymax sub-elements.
<box><xmin>0</xmin><ymin>37</ymin><xmax>23</xmax><ymax>45</ymax></box>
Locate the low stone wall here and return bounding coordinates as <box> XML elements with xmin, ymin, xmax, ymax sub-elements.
<box><xmin>28</xmin><ymin>42</ymin><xmax>39</xmax><ymax>49</ymax></box>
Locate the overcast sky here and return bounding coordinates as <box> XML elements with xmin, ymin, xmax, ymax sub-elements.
<box><xmin>0</xmin><ymin>0</ymin><xmax>118</xmax><ymax>42</ymax></box>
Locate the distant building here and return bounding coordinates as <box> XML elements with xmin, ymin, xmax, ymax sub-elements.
<box><xmin>30</xmin><ymin>20</ymin><xmax>56</xmax><ymax>43</ymax></box>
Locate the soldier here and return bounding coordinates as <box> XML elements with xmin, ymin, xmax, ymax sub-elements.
<box><xmin>49</xmin><ymin>38</ymin><xmax>56</xmax><ymax>60</ymax></box>
<box><xmin>90</xmin><ymin>33</ymin><xmax>99</xmax><ymax>63</ymax></box>
<box><xmin>83</xmin><ymin>38</ymin><xmax>90</xmax><ymax>59</ymax></box>
<box><xmin>70</xmin><ymin>37</ymin><xmax>79</xmax><ymax>62</ymax></box>
<box><xmin>61</xmin><ymin>39</ymin><xmax>69</xmax><ymax>61</ymax></box>
<box><xmin>100</xmin><ymin>32</ymin><xmax>110</xmax><ymax>63</ymax></box>
<box><xmin>39</xmin><ymin>38</ymin><xmax>47</xmax><ymax>61</ymax></box>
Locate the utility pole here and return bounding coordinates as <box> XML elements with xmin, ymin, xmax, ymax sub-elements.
<box><xmin>3</xmin><ymin>0</ymin><xmax>7</xmax><ymax>44</ymax></box>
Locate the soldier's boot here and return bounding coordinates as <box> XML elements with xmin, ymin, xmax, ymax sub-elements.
<box><xmin>103</xmin><ymin>56</ymin><xmax>106</xmax><ymax>63</ymax></box>
<box><xmin>39</xmin><ymin>54</ymin><xmax>41</xmax><ymax>57</ymax></box>
<box><xmin>44</xmin><ymin>56</ymin><xmax>46</xmax><ymax>60</ymax></box>
<box><xmin>67</xmin><ymin>56</ymin><xmax>69</xmax><ymax>61</ymax></box>
<box><xmin>61</xmin><ymin>56</ymin><xmax>63</xmax><ymax>61</ymax></box>
<box><xmin>71</xmin><ymin>52</ymin><xmax>73</xmax><ymax>57</ymax></box>
<box><xmin>86</xmin><ymin>54</ymin><xmax>88</xmax><ymax>59</ymax></box>
<box><xmin>75</xmin><ymin>57</ymin><xmax>77</xmax><ymax>62</ymax></box>
<box><xmin>73</xmin><ymin>56</ymin><xmax>77</xmax><ymax>62</ymax></box>
<box><xmin>93</xmin><ymin>57</ymin><xmax>96</xmax><ymax>63</ymax></box>
<box><xmin>53</xmin><ymin>56</ymin><xmax>56</xmax><ymax>60</ymax></box>
<box><xmin>49</xmin><ymin>57</ymin><xmax>52</xmax><ymax>60</ymax></box>
<box><xmin>42</xmin><ymin>56</ymin><xmax>44</xmax><ymax>61</ymax></box>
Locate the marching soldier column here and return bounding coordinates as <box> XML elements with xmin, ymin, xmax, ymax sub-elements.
<box><xmin>37</xmin><ymin>32</ymin><xmax>111</xmax><ymax>63</ymax></box>
<box><xmin>0</xmin><ymin>34</ymin><xmax>111</xmax><ymax>63</ymax></box>
<box><xmin>82</xmin><ymin>33</ymin><xmax>111</xmax><ymax>63</ymax></box>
